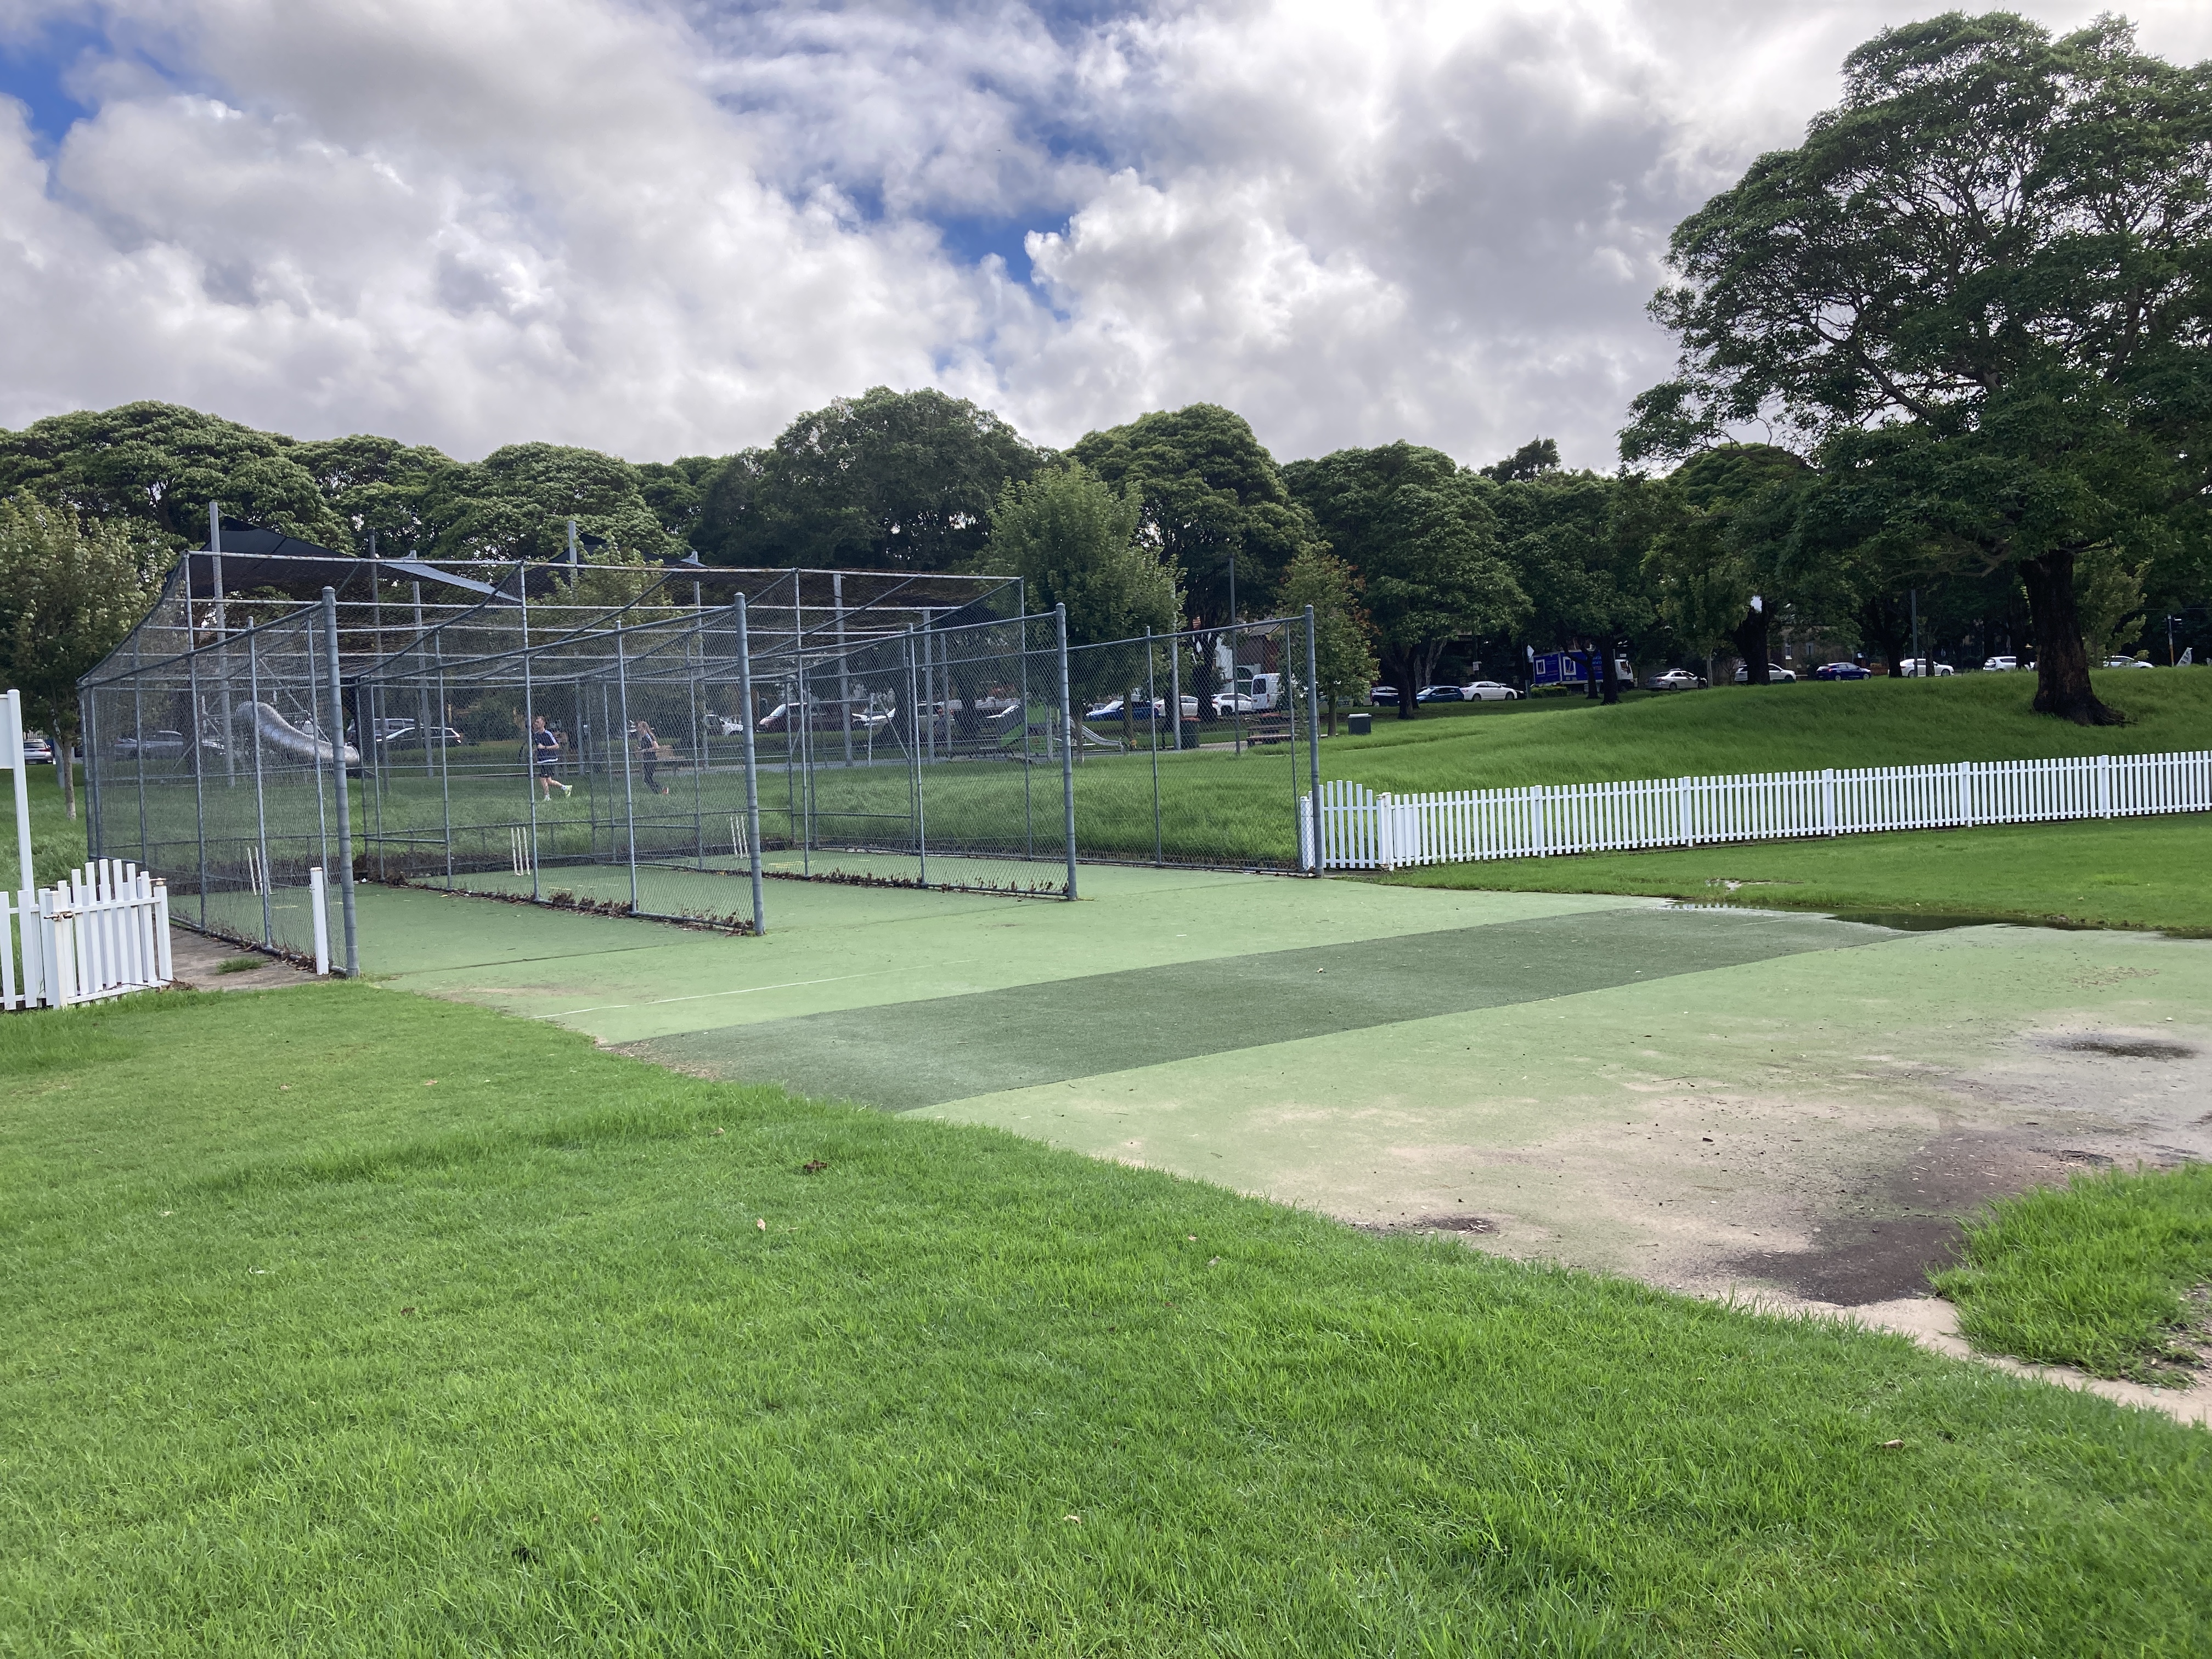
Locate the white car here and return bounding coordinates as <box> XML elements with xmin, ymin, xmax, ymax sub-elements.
<box><xmin>1461</xmin><ymin>680</ymin><xmax>1519</xmax><ymax>701</ymax></box>
<box><xmin>1649</xmin><ymin>668</ymin><xmax>1706</xmax><ymax>690</ymax></box>
<box><xmin>1982</xmin><ymin>654</ymin><xmax>2021</xmax><ymax>672</ymax></box>
<box><xmin>1897</xmin><ymin>657</ymin><xmax>1954</xmax><ymax>677</ymax></box>
<box><xmin>2102</xmin><ymin>656</ymin><xmax>2154</xmax><ymax>669</ymax></box>
<box><xmin>1732</xmin><ymin>663</ymin><xmax>1797</xmax><ymax>683</ymax></box>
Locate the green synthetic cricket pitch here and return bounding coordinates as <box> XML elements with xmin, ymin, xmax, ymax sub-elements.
<box><xmin>352</xmin><ymin>856</ymin><xmax>2212</xmax><ymax>1312</ymax></box>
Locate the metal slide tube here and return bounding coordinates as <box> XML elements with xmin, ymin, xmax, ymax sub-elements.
<box><xmin>733</xmin><ymin>596</ymin><xmax>766</xmax><ymax>935</ymax></box>
<box><xmin>322</xmin><ymin>589</ymin><xmax>359</xmax><ymax>976</ymax></box>
<box><xmin>1056</xmin><ymin>603</ymin><xmax>1077</xmax><ymax>899</ymax></box>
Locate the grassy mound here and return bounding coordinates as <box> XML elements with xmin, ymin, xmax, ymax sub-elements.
<box><xmin>1932</xmin><ymin>1163</ymin><xmax>2212</xmax><ymax>1384</ymax></box>
<box><xmin>1327</xmin><ymin>668</ymin><xmax>2212</xmax><ymax>792</ymax></box>
<box><xmin>4</xmin><ymin>987</ymin><xmax>2210</xmax><ymax>1653</ymax></box>
<box><xmin>1381</xmin><ymin>813</ymin><xmax>2212</xmax><ymax>935</ymax></box>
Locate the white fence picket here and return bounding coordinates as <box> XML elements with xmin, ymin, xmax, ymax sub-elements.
<box><xmin>1301</xmin><ymin>748</ymin><xmax>2212</xmax><ymax>871</ymax></box>
<box><xmin>2</xmin><ymin>858</ymin><xmax>173</xmax><ymax>1009</ymax></box>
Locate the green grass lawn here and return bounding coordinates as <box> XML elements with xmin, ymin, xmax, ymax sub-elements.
<box><xmin>1932</xmin><ymin>1164</ymin><xmax>2212</xmax><ymax>1384</ymax></box>
<box><xmin>1</xmin><ymin>761</ymin><xmax>88</xmax><ymax>889</ymax></box>
<box><xmin>4</xmin><ymin>986</ymin><xmax>2211</xmax><ymax>1654</ymax></box>
<box><xmin>1327</xmin><ymin>668</ymin><xmax>2212</xmax><ymax>792</ymax></box>
<box><xmin>1380</xmin><ymin>812</ymin><xmax>2212</xmax><ymax>935</ymax></box>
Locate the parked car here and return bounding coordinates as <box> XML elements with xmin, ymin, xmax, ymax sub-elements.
<box><xmin>1367</xmin><ymin>684</ymin><xmax>1404</xmax><ymax>706</ymax></box>
<box><xmin>2102</xmin><ymin>656</ymin><xmax>2154</xmax><ymax>669</ymax></box>
<box><xmin>1897</xmin><ymin>657</ymin><xmax>1954</xmax><ymax>677</ymax></box>
<box><xmin>1813</xmin><ymin>661</ymin><xmax>1872</xmax><ymax>680</ymax></box>
<box><xmin>1732</xmin><ymin>663</ymin><xmax>1798</xmax><ymax>683</ymax></box>
<box><xmin>1649</xmin><ymin>668</ymin><xmax>1707</xmax><ymax>691</ymax></box>
<box><xmin>376</xmin><ymin>724</ymin><xmax>466</xmax><ymax>749</ymax></box>
<box><xmin>1982</xmin><ymin>654</ymin><xmax>2022</xmax><ymax>672</ymax></box>
<box><xmin>1414</xmin><ymin>684</ymin><xmax>1466</xmax><ymax>703</ymax></box>
<box><xmin>22</xmin><ymin>732</ymin><xmax>54</xmax><ymax>764</ymax></box>
<box><xmin>1462</xmin><ymin>680</ymin><xmax>1520</xmax><ymax>701</ymax></box>
<box><xmin>112</xmin><ymin>730</ymin><xmax>185</xmax><ymax>759</ymax></box>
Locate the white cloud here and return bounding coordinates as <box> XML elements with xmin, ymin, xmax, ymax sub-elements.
<box><xmin>2</xmin><ymin>0</ymin><xmax>2208</xmax><ymax>473</ymax></box>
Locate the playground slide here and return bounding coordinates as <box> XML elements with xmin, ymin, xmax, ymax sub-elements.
<box><xmin>232</xmin><ymin>701</ymin><xmax>362</xmax><ymax>767</ymax></box>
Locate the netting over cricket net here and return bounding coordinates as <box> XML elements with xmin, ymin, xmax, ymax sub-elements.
<box><xmin>82</xmin><ymin>546</ymin><xmax>1324</xmax><ymax>962</ymax></box>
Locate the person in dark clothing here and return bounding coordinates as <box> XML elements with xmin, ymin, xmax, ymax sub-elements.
<box><xmin>635</xmin><ymin>719</ymin><xmax>670</xmax><ymax>795</ymax></box>
<box><xmin>532</xmin><ymin>715</ymin><xmax>571</xmax><ymax>798</ymax></box>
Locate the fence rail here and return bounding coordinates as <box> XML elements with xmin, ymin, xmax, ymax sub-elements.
<box><xmin>4</xmin><ymin>859</ymin><xmax>173</xmax><ymax>1008</ymax></box>
<box><xmin>1302</xmin><ymin>750</ymin><xmax>2212</xmax><ymax>871</ymax></box>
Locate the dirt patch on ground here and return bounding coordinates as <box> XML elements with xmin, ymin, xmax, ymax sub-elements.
<box><xmin>166</xmin><ymin>926</ymin><xmax>322</xmax><ymax>992</ymax></box>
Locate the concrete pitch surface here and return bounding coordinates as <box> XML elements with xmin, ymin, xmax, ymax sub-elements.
<box><xmin>358</xmin><ymin>865</ymin><xmax>2212</xmax><ymax>1352</ymax></box>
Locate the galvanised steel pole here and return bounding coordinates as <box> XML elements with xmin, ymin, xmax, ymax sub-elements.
<box><xmin>1304</xmin><ymin>605</ymin><xmax>1323</xmax><ymax>875</ymax></box>
<box><xmin>1145</xmin><ymin>627</ymin><xmax>1161</xmax><ymax>865</ymax></box>
<box><xmin>1056</xmin><ymin>602</ymin><xmax>1076</xmax><ymax>899</ymax></box>
<box><xmin>614</xmin><ymin>618</ymin><xmax>640</xmax><ymax>915</ymax></box>
<box><xmin>902</xmin><ymin>627</ymin><xmax>923</xmax><ymax>885</ymax></box>
<box><xmin>306</xmin><ymin>606</ymin><xmax>331</xmax><ymax>881</ymax></box>
<box><xmin>246</xmin><ymin>628</ymin><xmax>273</xmax><ymax>948</ymax></box>
<box><xmin>322</xmin><ymin>589</ymin><xmax>359</xmax><ymax>977</ymax></box>
<box><xmin>517</xmin><ymin>562</ymin><xmax>540</xmax><ymax>902</ymax></box>
<box><xmin>413</xmin><ymin>580</ymin><xmax>433</xmax><ymax>776</ymax></box>
<box><xmin>187</xmin><ymin>650</ymin><xmax>208</xmax><ymax>928</ymax></box>
<box><xmin>733</xmin><ymin>595</ymin><xmax>766</xmax><ymax>936</ymax></box>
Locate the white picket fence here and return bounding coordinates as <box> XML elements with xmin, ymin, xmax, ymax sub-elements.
<box><xmin>3</xmin><ymin>860</ymin><xmax>173</xmax><ymax>1008</ymax></box>
<box><xmin>1300</xmin><ymin>749</ymin><xmax>2212</xmax><ymax>871</ymax></box>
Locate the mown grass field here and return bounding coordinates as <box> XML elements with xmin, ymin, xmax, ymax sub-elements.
<box><xmin>4</xmin><ymin>985</ymin><xmax>2210</xmax><ymax>1655</ymax></box>
<box><xmin>1933</xmin><ymin>1164</ymin><xmax>2212</xmax><ymax>1384</ymax></box>
<box><xmin>1380</xmin><ymin>813</ymin><xmax>2212</xmax><ymax>935</ymax></box>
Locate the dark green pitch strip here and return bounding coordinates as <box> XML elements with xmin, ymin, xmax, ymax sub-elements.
<box><xmin>621</xmin><ymin>906</ymin><xmax>1895</xmax><ymax>1111</ymax></box>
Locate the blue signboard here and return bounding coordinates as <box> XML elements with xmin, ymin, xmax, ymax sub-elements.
<box><xmin>1530</xmin><ymin>651</ymin><xmax>1592</xmax><ymax>689</ymax></box>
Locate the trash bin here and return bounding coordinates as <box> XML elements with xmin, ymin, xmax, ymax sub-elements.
<box><xmin>1179</xmin><ymin>725</ymin><xmax>1201</xmax><ymax>749</ymax></box>
<box><xmin>1347</xmin><ymin>711</ymin><xmax>1372</xmax><ymax>736</ymax></box>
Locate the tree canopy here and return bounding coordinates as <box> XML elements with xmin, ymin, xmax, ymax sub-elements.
<box><xmin>1069</xmin><ymin>405</ymin><xmax>1322</xmax><ymax>629</ymax></box>
<box><xmin>695</xmin><ymin>387</ymin><xmax>1042</xmax><ymax>570</ymax></box>
<box><xmin>985</xmin><ymin>465</ymin><xmax>1181</xmax><ymax>647</ymax></box>
<box><xmin>1284</xmin><ymin>443</ymin><xmax>1526</xmax><ymax>716</ymax></box>
<box><xmin>1624</xmin><ymin>12</ymin><xmax>2212</xmax><ymax>721</ymax></box>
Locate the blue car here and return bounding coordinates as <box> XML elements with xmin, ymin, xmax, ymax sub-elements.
<box><xmin>1814</xmin><ymin>661</ymin><xmax>1872</xmax><ymax>680</ymax></box>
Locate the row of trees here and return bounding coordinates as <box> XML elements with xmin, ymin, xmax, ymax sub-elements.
<box><xmin>3</xmin><ymin>14</ymin><xmax>2208</xmax><ymax>729</ymax></box>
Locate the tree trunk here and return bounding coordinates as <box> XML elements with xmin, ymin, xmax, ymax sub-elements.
<box><xmin>1731</xmin><ymin>605</ymin><xmax>1770</xmax><ymax>685</ymax></box>
<box><xmin>54</xmin><ymin>706</ymin><xmax>76</xmax><ymax>821</ymax></box>
<box><xmin>1858</xmin><ymin>597</ymin><xmax>1906</xmax><ymax>677</ymax></box>
<box><xmin>1381</xmin><ymin>649</ymin><xmax>1419</xmax><ymax>719</ymax></box>
<box><xmin>2018</xmin><ymin>546</ymin><xmax>2122</xmax><ymax>725</ymax></box>
<box><xmin>1599</xmin><ymin>644</ymin><xmax>1621</xmax><ymax>706</ymax></box>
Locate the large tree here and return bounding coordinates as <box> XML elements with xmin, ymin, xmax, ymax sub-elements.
<box><xmin>1277</xmin><ymin>547</ymin><xmax>1377</xmax><ymax>735</ymax></box>
<box><xmin>0</xmin><ymin>402</ymin><xmax>353</xmax><ymax>551</ymax></box>
<box><xmin>1071</xmin><ymin>404</ymin><xmax>1323</xmax><ymax>715</ymax></box>
<box><xmin>1623</xmin><ymin>13</ymin><xmax>2212</xmax><ymax>724</ymax></box>
<box><xmin>985</xmin><ymin>465</ymin><xmax>1181</xmax><ymax>647</ymax></box>
<box><xmin>416</xmin><ymin>443</ymin><xmax>681</xmax><ymax>564</ymax></box>
<box><xmin>1284</xmin><ymin>443</ymin><xmax>1525</xmax><ymax>718</ymax></box>
<box><xmin>1476</xmin><ymin>448</ymin><xmax>1654</xmax><ymax>698</ymax></box>
<box><xmin>0</xmin><ymin>498</ymin><xmax>168</xmax><ymax>819</ymax></box>
<box><xmin>697</xmin><ymin>387</ymin><xmax>1041</xmax><ymax>570</ymax></box>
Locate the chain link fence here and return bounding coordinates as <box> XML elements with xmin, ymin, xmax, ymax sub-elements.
<box><xmin>84</xmin><ymin>550</ymin><xmax>1324</xmax><ymax>962</ymax></box>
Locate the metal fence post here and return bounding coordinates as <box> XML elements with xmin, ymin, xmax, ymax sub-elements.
<box><xmin>1057</xmin><ymin>602</ymin><xmax>1077</xmax><ymax>899</ymax></box>
<box><xmin>902</xmin><ymin>627</ymin><xmax>924</xmax><ymax>885</ymax></box>
<box><xmin>187</xmin><ymin>653</ymin><xmax>207</xmax><ymax>927</ymax></box>
<box><xmin>518</xmin><ymin>563</ymin><xmax>540</xmax><ymax>902</ymax></box>
<box><xmin>322</xmin><ymin>589</ymin><xmax>359</xmax><ymax>977</ymax></box>
<box><xmin>245</xmin><ymin>628</ymin><xmax>273</xmax><ymax>947</ymax></box>
<box><xmin>734</xmin><ymin>595</ymin><xmax>766</xmax><ymax>935</ymax></box>
<box><xmin>614</xmin><ymin>618</ymin><xmax>640</xmax><ymax>913</ymax></box>
<box><xmin>1304</xmin><ymin>606</ymin><xmax>1323</xmax><ymax>876</ymax></box>
<box><xmin>1144</xmin><ymin>627</ymin><xmax>1162</xmax><ymax>865</ymax></box>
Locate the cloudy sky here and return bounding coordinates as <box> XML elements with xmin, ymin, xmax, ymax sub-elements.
<box><xmin>3</xmin><ymin>2</ymin><xmax>2208</xmax><ymax>471</ymax></box>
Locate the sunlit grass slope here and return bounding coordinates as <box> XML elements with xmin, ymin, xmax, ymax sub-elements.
<box><xmin>3</xmin><ymin>985</ymin><xmax>2210</xmax><ymax>1654</ymax></box>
